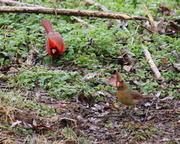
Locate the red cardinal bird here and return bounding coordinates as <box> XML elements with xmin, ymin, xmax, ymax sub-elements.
<box><xmin>41</xmin><ymin>20</ymin><xmax>65</xmax><ymax>57</ymax></box>
<box><xmin>116</xmin><ymin>71</ymin><xmax>156</xmax><ymax>106</ymax></box>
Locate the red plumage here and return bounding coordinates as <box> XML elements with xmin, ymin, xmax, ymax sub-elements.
<box><xmin>41</xmin><ymin>20</ymin><xmax>65</xmax><ymax>57</ymax></box>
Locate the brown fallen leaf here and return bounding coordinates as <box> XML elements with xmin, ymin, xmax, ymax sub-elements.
<box><xmin>159</xmin><ymin>59</ymin><xmax>180</xmax><ymax>72</ymax></box>
<box><xmin>158</xmin><ymin>5</ymin><xmax>171</xmax><ymax>16</ymax></box>
<box><xmin>161</xmin><ymin>58</ymin><xmax>169</xmax><ymax>64</ymax></box>
<box><xmin>6</xmin><ymin>132</ymin><xmax>15</xmax><ymax>136</ymax></box>
<box><xmin>158</xmin><ymin>5</ymin><xmax>176</xmax><ymax>16</ymax></box>
<box><xmin>0</xmin><ymin>65</ymin><xmax>11</xmax><ymax>74</ymax></box>
<box><xmin>166</xmin><ymin>21</ymin><xmax>180</xmax><ymax>33</ymax></box>
<box><xmin>34</xmin><ymin>83</ymin><xmax>46</xmax><ymax>101</ymax></box>
<box><xmin>120</xmin><ymin>49</ymin><xmax>136</xmax><ymax>71</ymax></box>
<box><xmin>74</xmin><ymin>89</ymin><xmax>94</xmax><ymax>106</ymax></box>
<box><xmin>0</xmin><ymin>77</ymin><xmax>8</xmax><ymax>83</ymax></box>
<box><xmin>32</xmin><ymin>125</ymin><xmax>54</xmax><ymax>132</ymax></box>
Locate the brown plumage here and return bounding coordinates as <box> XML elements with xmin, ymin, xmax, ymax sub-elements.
<box><xmin>116</xmin><ymin>71</ymin><xmax>143</xmax><ymax>105</ymax></box>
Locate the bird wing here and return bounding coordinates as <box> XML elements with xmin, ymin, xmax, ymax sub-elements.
<box><xmin>132</xmin><ymin>90</ymin><xmax>143</xmax><ymax>100</ymax></box>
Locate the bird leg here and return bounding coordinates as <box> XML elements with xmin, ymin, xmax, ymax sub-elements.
<box><xmin>120</xmin><ymin>105</ymin><xmax>140</xmax><ymax>122</ymax></box>
<box><xmin>124</xmin><ymin>108</ymin><xmax>139</xmax><ymax>122</ymax></box>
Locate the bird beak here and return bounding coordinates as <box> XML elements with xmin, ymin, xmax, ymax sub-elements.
<box><xmin>52</xmin><ymin>49</ymin><xmax>56</xmax><ymax>54</ymax></box>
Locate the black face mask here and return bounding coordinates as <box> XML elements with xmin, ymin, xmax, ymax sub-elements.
<box><xmin>51</xmin><ymin>46</ymin><xmax>58</xmax><ymax>55</ymax></box>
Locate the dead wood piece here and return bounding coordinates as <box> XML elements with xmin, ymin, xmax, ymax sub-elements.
<box><xmin>142</xmin><ymin>4</ymin><xmax>159</xmax><ymax>34</ymax></box>
<box><xmin>0</xmin><ymin>6</ymin><xmax>148</xmax><ymax>20</ymax></box>
<box><xmin>0</xmin><ymin>0</ymin><xmax>43</xmax><ymax>7</ymax></box>
<box><xmin>143</xmin><ymin>45</ymin><xmax>161</xmax><ymax>79</ymax></box>
<box><xmin>0</xmin><ymin>0</ymin><xmax>94</xmax><ymax>28</ymax></box>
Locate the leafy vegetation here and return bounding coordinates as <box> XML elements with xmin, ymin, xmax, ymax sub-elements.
<box><xmin>0</xmin><ymin>0</ymin><xmax>179</xmax><ymax>143</ymax></box>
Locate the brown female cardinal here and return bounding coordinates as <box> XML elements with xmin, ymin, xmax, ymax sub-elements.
<box><xmin>116</xmin><ymin>71</ymin><xmax>156</xmax><ymax>106</ymax></box>
<box><xmin>41</xmin><ymin>20</ymin><xmax>66</xmax><ymax>57</ymax></box>
<box><xmin>116</xmin><ymin>71</ymin><xmax>143</xmax><ymax>105</ymax></box>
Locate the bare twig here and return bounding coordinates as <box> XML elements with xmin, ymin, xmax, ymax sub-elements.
<box><xmin>132</xmin><ymin>19</ymin><xmax>154</xmax><ymax>33</ymax></box>
<box><xmin>83</xmin><ymin>0</ymin><xmax>109</xmax><ymax>11</ymax></box>
<box><xmin>150</xmin><ymin>109</ymin><xmax>179</xmax><ymax>112</ymax></box>
<box><xmin>0</xmin><ymin>6</ymin><xmax>148</xmax><ymax>20</ymax></box>
<box><xmin>92</xmin><ymin>115</ymin><xmax>126</xmax><ymax>118</ymax></box>
<box><xmin>142</xmin><ymin>4</ymin><xmax>159</xmax><ymax>34</ymax></box>
<box><xmin>72</xmin><ymin>18</ymin><xmax>95</xmax><ymax>28</ymax></box>
<box><xmin>73</xmin><ymin>18</ymin><xmax>95</xmax><ymax>28</ymax></box>
<box><xmin>143</xmin><ymin>45</ymin><xmax>161</xmax><ymax>79</ymax></box>
<box><xmin>73</xmin><ymin>17</ymin><xmax>95</xmax><ymax>28</ymax></box>
<box><xmin>53</xmin><ymin>0</ymin><xmax>58</xmax><ymax>26</ymax></box>
<box><xmin>131</xmin><ymin>25</ymin><xmax>140</xmax><ymax>45</ymax></box>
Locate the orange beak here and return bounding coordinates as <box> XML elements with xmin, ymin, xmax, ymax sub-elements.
<box><xmin>117</xmin><ymin>81</ymin><xmax>123</xmax><ymax>87</ymax></box>
<box><xmin>52</xmin><ymin>49</ymin><xmax>57</xmax><ymax>54</ymax></box>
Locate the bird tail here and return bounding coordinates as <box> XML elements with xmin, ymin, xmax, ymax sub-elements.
<box><xmin>41</xmin><ymin>20</ymin><xmax>54</xmax><ymax>34</ymax></box>
<box><xmin>143</xmin><ymin>95</ymin><xmax>157</xmax><ymax>98</ymax></box>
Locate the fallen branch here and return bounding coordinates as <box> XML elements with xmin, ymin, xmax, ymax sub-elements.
<box><xmin>0</xmin><ymin>0</ymin><xmax>43</xmax><ymax>7</ymax></box>
<box><xmin>142</xmin><ymin>4</ymin><xmax>159</xmax><ymax>34</ymax></box>
<box><xmin>0</xmin><ymin>6</ymin><xmax>148</xmax><ymax>20</ymax></box>
<box><xmin>143</xmin><ymin>45</ymin><xmax>161</xmax><ymax>79</ymax></box>
<box><xmin>0</xmin><ymin>0</ymin><xmax>95</xmax><ymax>28</ymax></box>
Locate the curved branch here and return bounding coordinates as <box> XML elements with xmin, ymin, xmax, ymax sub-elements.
<box><xmin>0</xmin><ymin>6</ymin><xmax>148</xmax><ymax>20</ymax></box>
<box><xmin>0</xmin><ymin>0</ymin><xmax>95</xmax><ymax>28</ymax></box>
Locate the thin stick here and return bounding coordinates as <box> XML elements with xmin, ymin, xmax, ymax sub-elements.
<box><xmin>131</xmin><ymin>25</ymin><xmax>140</xmax><ymax>45</ymax></box>
<box><xmin>0</xmin><ymin>6</ymin><xmax>148</xmax><ymax>20</ymax></box>
<box><xmin>124</xmin><ymin>109</ymin><xmax>139</xmax><ymax>122</ymax></box>
<box><xmin>133</xmin><ymin>18</ymin><xmax>154</xmax><ymax>33</ymax></box>
<box><xmin>83</xmin><ymin>0</ymin><xmax>109</xmax><ymax>11</ymax></box>
<box><xmin>150</xmin><ymin>109</ymin><xmax>179</xmax><ymax>112</ymax></box>
<box><xmin>142</xmin><ymin>4</ymin><xmax>158</xmax><ymax>34</ymax></box>
<box><xmin>92</xmin><ymin>115</ymin><xmax>126</xmax><ymax>118</ymax></box>
<box><xmin>143</xmin><ymin>45</ymin><xmax>161</xmax><ymax>79</ymax></box>
<box><xmin>73</xmin><ymin>18</ymin><xmax>95</xmax><ymax>28</ymax></box>
<box><xmin>73</xmin><ymin>17</ymin><xmax>95</xmax><ymax>28</ymax></box>
<box><xmin>53</xmin><ymin>0</ymin><xmax>58</xmax><ymax>26</ymax></box>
